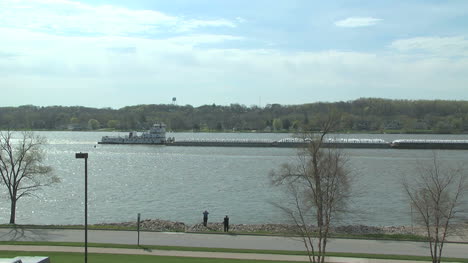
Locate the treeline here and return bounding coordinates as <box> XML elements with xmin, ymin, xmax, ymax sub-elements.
<box><xmin>1</xmin><ymin>98</ymin><xmax>468</xmax><ymax>133</ymax></box>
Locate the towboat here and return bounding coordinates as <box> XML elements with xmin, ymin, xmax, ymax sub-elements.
<box><xmin>99</xmin><ymin>123</ymin><xmax>169</xmax><ymax>144</ymax></box>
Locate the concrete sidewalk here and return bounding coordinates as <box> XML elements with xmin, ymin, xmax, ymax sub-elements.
<box><xmin>0</xmin><ymin>245</ymin><xmax>438</xmax><ymax>263</ymax></box>
<box><xmin>1</xmin><ymin>228</ymin><xmax>467</xmax><ymax>261</ymax></box>
<box><xmin>1</xmin><ymin>228</ymin><xmax>468</xmax><ymax>258</ymax></box>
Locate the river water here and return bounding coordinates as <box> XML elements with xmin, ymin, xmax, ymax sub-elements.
<box><xmin>1</xmin><ymin>131</ymin><xmax>468</xmax><ymax>226</ymax></box>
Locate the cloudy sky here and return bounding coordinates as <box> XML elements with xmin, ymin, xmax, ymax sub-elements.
<box><xmin>1</xmin><ymin>0</ymin><xmax>468</xmax><ymax>108</ymax></box>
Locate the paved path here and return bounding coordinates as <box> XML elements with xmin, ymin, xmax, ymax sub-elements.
<box><xmin>0</xmin><ymin>228</ymin><xmax>467</xmax><ymax>259</ymax></box>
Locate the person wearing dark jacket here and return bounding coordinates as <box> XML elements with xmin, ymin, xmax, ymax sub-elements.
<box><xmin>203</xmin><ymin>210</ymin><xmax>209</xmax><ymax>226</ymax></box>
<box><xmin>223</xmin><ymin>215</ymin><xmax>229</xmax><ymax>232</ymax></box>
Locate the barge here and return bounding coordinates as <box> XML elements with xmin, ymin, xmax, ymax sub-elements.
<box><xmin>390</xmin><ymin>139</ymin><xmax>468</xmax><ymax>150</ymax></box>
<box><xmin>167</xmin><ymin>138</ymin><xmax>468</xmax><ymax>149</ymax></box>
<box><xmin>166</xmin><ymin>138</ymin><xmax>390</xmax><ymax>149</ymax></box>
<box><xmin>98</xmin><ymin>123</ymin><xmax>468</xmax><ymax>149</ymax></box>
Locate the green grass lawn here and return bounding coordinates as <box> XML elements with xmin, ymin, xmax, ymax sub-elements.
<box><xmin>0</xmin><ymin>251</ymin><xmax>296</xmax><ymax>263</ymax></box>
<box><xmin>1</xmin><ymin>241</ymin><xmax>467</xmax><ymax>262</ymax></box>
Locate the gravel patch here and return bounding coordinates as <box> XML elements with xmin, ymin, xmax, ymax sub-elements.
<box><xmin>94</xmin><ymin>219</ymin><xmax>444</xmax><ymax>236</ymax></box>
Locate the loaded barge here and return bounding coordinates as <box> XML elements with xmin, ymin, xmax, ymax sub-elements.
<box><xmin>98</xmin><ymin>123</ymin><xmax>468</xmax><ymax>150</ymax></box>
<box><xmin>168</xmin><ymin>138</ymin><xmax>390</xmax><ymax>148</ymax></box>
<box><xmin>390</xmin><ymin>139</ymin><xmax>468</xmax><ymax>150</ymax></box>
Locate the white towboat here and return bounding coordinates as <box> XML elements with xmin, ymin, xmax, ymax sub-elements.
<box><xmin>99</xmin><ymin>123</ymin><xmax>170</xmax><ymax>144</ymax></box>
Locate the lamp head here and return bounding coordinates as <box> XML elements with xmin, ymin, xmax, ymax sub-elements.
<box><xmin>75</xmin><ymin>152</ymin><xmax>88</xmax><ymax>159</ymax></box>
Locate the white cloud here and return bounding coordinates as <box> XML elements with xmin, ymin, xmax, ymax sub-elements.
<box><xmin>334</xmin><ymin>17</ymin><xmax>382</xmax><ymax>27</ymax></box>
<box><xmin>0</xmin><ymin>1</ymin><xmax>467</xmax><ymax>107</ymax></box>
<box><xmin>0</xmin><ymin>28</ymin><xmax>244</xmax><ymax>78</ymax></box>
<box><xmin>166</xmin><ymin>35</ymin><xmax>244</xmax><ymax>46</ymax></box>
<box><xmin>0</xmin><ymin>0</ymin><xmax>237</xmax><ymax>36</ymax></box>
<box><xmin>390</xmin><ymin>36</ymin><xmax>468</xmax><ymax>56</ymax></box>
<box><xmin>176</xmin><ymin>19</ymin><xmax>236</xmax><ymax>32</ymax></box>
<box><xmin>1</xmin><ymin>26</ymin><xmax>467</xmax><ymax>107</ymax></box>
<box><xmin>235</xmin><ymin>17</ymin><xmax>247</xmax><ymax>23</ymax></box>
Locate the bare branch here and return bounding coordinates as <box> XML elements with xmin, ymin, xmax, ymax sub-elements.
<box><xmin>0</xmin><ymin>131</ymin><xmax>57</xmax><ymax>224</ymax></box>
<box><xmin>402</xmin><ymin>154</ymin><xmax>468</xmax><ymax>263</ymax></box>
<box><xmin>270</xmin><ymin>111</ymin><xmax>352</xmax><ymax>262</ymax></box>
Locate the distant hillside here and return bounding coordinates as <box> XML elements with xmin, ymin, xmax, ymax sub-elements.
<box><xmin>1</xmin><ymin>98</ymin><xmax>468</xmax><ymax>133</ymax></box>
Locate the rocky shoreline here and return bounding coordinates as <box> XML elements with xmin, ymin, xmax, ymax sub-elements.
<box><xmin>95</xmin><ymin>219</ymin><xmax>421</xmax><ymax>236</ymax></box>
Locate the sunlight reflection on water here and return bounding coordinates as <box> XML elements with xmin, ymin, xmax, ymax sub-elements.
<box><xmin>1</xmin><ymin>131</ymin><xmax>467</xmax><ymax>226</ymax></box>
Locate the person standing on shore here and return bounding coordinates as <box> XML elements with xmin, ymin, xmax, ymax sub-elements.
<box><xmin>203</xmin><ymin>210</ymin><xmax>209</xmax><ymax>226</ymax></box>
<box><xmin>223</xmin><ymin>215</ymin><xmax>229</xmax><ymax>232</ymax></box>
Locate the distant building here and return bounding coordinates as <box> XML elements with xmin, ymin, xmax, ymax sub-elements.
<box><xmin>384</xmin><ymin>120</ymin><xmax>402</xmax><ymax>130</ymax></box>
<box><xmin>412</xmin><ymin>120</ymin><xmax>428</xmax><ymax>130</ymax></box>
<box><xmin>67</xmin><ymin>124</ymin><xmax>84</xmax><ymax>131</ymax></box>
<box><xmin>353</xmin><ymin>121</ymin><xmax>370</xmax><ymax>130</ymax></box>
<box><xmin>463</xmin><ymin>120</ymin><xmax>468</xmax><ymax>131</ymax></box>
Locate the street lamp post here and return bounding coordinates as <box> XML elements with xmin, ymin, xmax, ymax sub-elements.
<box><xmin>75</xmin><ymin>152</ymin><xmax>88</xmax><ymax>263</ymax></box>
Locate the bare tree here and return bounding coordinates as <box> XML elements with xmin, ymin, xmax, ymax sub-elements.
<box><xmin>270</xmin><ymin>112</ymin><xmax>352</xmax><ymax>263</ymax></box>
<box><xmin>403</xmin><ymin>153</ymin><xmax>468</xmax><ymax>263</ymax></box>
<box><xmin>0</xmin><ymin>131</ymin><xmax>58</xmax><ymax>224</ymax></box>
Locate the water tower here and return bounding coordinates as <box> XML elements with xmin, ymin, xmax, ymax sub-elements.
<box><xmin>172</xmin><ymin>97</ymin><xmax>177</xmax><ymax>105</ymax></box>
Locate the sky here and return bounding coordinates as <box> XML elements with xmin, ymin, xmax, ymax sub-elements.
<box><xmin>1</xmin><ymin>0</ymin><xmax>468</xmax><ymax>108</ymax></box>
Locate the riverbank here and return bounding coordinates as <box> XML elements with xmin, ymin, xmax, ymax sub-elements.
<box><xmin>2</xmin><ymin>220</ymin><xmax>421</xmax><ymax>235</ymax></box>
<box><xmin>90</xmin><ymin>219</ymin><xmax>441</xmax><ymax>239</ymax></box>
<box><xmin>108</xmin><ymin>219</ymin><xmax>410</xmax><ymax>234</ymax></box>
<box><xmin>5</xmin><ymin>128</ymin><xmax>468</xmax><ymax>135</ymax></box>
<box><xmin>91</xmin><ymin>219</ymin><xmax>467</xmax><ymax>242</ymax></box>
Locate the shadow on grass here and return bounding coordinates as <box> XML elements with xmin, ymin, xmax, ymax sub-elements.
<box><xmin>0</xmin><ymin>224</ymin><xmax>65</xmax><ymax>242</ymax></box>
<box><xmin>139</xmin><ymin>245</ymin><xmax>152</xmax><ymax>252</ymax></box>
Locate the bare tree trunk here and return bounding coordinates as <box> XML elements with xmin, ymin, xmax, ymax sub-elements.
<box><xmin>271</xmin><ymin>110</ymin><xmax>352</xmax><ymax>263</ymax></box>
<box><xmin>0</xmin><ymin>131</ymin><xmax>57</xmax><ymax>224</ymax></box>
<box><xmin>402</xmin><ymin>153</ymin><xmax>467</xmax><ymax>263</ymax></box>
<box><xmin>9</xmin><ymin>199</ymin><xmax>16</xmax><ymax>224</ymax></box>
